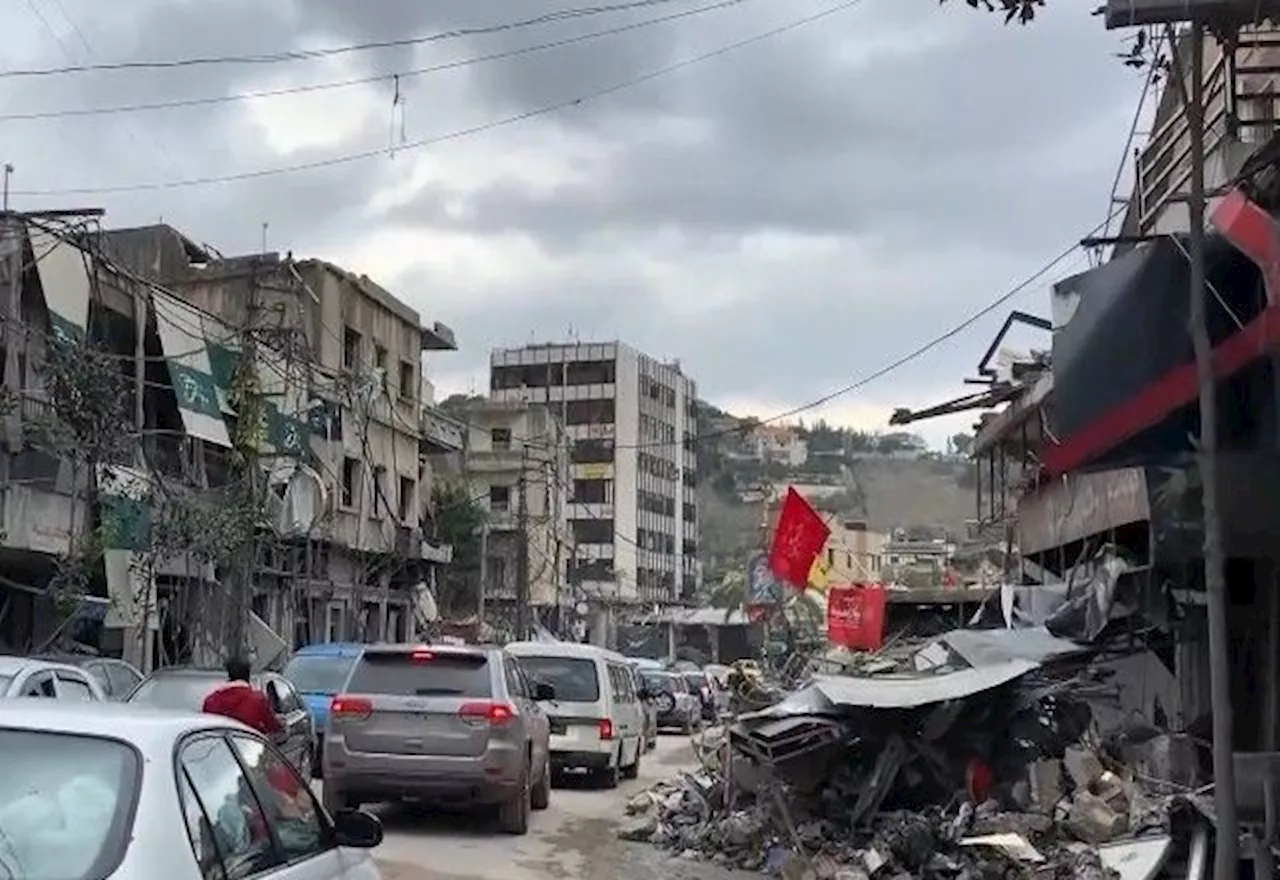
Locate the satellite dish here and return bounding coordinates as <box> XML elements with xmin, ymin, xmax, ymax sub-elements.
<box><xmin>575</xmin><ymin>601</ymin><xmax>589</xmax><ymax>616</ymax></box>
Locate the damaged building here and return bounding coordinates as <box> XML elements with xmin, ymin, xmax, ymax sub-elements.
<box><xmin>0</xmin><ymin>213</ymin><xmax>458</xmax><ymax>668</ymax></box>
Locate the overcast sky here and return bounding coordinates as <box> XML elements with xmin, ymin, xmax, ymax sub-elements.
<box><xmin>0</xmin><ymin>0</ymin><xmax>1144</xmax><ymax>448</ymax></box>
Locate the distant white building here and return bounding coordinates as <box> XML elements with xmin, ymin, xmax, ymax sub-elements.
<box><xmin>489</xmin><ymin>342</ymin><xmax>699</xmax><ymax>613</ymax></box>
<box><xmin>749</xmin><ymin>425</ymin><xmax>808</xmax><ymax>467</ymax></box>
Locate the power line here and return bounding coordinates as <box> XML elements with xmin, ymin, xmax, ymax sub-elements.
<box><xmin>11</xmin><ymin>0</ymin><xmax>868</xmax><ymax>197</ymax></box>
<box><xmin>604</xmin><ymin>206</ymin><xmax>1125</xmax><ymax>452</ymax></box>
<box><xmin>0</xmin><ymin>0</ymin><xmax>718</xmax><ymax>79</ymax></box>
<box><xmin>0</xmin><ymin>0</ymin><xmax>748</xmax><ymax>122</ymax></box>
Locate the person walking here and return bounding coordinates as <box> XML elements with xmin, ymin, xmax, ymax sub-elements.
<box><xmin>201</xmin><ymin>655</ymin><xmax>282</xmax><ymax>736</ymax></box>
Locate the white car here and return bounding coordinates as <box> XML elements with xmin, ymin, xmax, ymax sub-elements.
<box><xmin>0</xmin><ymin>699</ymin><xmax>384</xmax><ymax>879</ymax></box>
<box><xmin>506</xmin><ymin>641</ymin><xmax>647</xmax><ymax>788</ymax></box>
<box><xmin>0</xmin><ymin>655</ymin><xmax>107</xmax><ymax>700</ymax></box>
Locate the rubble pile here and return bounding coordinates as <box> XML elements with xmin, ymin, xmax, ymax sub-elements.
<box><xmin>620</xmin><ymin>628</ymin><xmax>1193</xmax><ymax>880</ymax></box>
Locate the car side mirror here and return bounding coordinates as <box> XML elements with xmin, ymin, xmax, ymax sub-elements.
<box><xmin>533</xmin><ymin>682</ymin><xmax>556</xmax><ymax>701</ymax></box>
<box><xmin>266</xmin><ymin>687</ymin><xmax>283</xmax><ymax>713</ymax></box>
<box><xmin>332</xmin><ymin>808</ymin><xmax>383</xmax><ymax>848</ymax></box>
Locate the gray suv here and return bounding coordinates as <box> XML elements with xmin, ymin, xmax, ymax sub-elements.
<box><xmin>323</xmin><ymin>644</ymin><xmax>554</xmax><ymax>835</ymax></box>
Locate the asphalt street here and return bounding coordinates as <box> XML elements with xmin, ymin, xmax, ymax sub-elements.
<box><xmin>320</xmin><ymin>734</ymin><xmax>756</xmax><ymax>880</ymax></box>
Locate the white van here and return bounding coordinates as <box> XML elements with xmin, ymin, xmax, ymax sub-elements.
<box><xmin>506</xmin><ymin>641</ymin><xmax>646</xmax><ymax>788</ymax></box>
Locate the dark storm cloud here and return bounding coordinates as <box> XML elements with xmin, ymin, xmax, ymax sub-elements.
<box><xmin>0</xmin><ymin>0</ymin><xmax>1140</xmax><ymax>433</ymax></box>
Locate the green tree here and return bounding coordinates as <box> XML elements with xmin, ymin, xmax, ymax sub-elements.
<box><xmin>942</xmin><ymin>0</ymin><xmax>1043</xmax><ymax>25</ymax></box>
<box><xmin>950</xmin><ymin>432</ymin><xmax>975</xmax><ymax>457</ymax></box>
<box><xmin>431</xmin><ymin>482</ymin><xmax>488</xmax><ymax>616</ymax></box>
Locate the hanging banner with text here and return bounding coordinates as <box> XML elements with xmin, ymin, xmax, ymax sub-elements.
<box><xmin>826</xmin><ymin>584</ymin><xmax>887</xmax><ymax>651</ymax></box>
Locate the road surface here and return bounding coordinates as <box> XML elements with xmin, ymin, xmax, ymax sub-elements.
<box><xmin>330</xmin><ymin>734</ymin><xmax>755</xmax><ymax>880</ymax></box>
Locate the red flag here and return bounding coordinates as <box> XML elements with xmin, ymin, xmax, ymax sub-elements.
<box><xmin>826</xmin><ymin>584</ymin><xmax>887</xmax><ymax>651</ymax></box>
<box><xmin>767</xmin><ymin>487</ymin><xmax>830</xmax><ymax>589</ymax></box>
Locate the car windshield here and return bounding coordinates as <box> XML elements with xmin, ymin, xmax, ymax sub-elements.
<box><xmin>519</xmin><ymin>656</ymin><xmax>600</xmax><ymax>703</ymax></box>
<box><xmin>127</xmin><ymin>674</ymin><xmax>222</xmax><ymax>710</ymax></box>
<box><xmin>282</xmin><ymin>654</ymin><xmax>356</xmax><ymax>695</ymax></box>
<box><xmin>643</xmin><ymin>672</ymin><xmax>677</xmax><ymax>694</ymax></box>
<box><xmin>346</xmin><ymin>653</ymin><xmax>491</xmax><ymax>697</ymax></box>
<box><xmin>0</xmin><ymin>729</ymin><xmax>139</xmax><ymax>880</ymax></box>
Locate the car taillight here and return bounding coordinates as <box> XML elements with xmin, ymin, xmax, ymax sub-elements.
<box><xmin>330</xmin><ymin>695</ymin><xmax>372</xmax><ymax>720</ymax></box>
<box><xmin>410</xmin><ymin>649</ymin><xmax>435</xmax><ymax>662</ymax></box>
<box><xmin>459</xmin><ymin>701</ymin><xmax>514</xmax><ymax>725</ymax></box>
<box><xmin>598</xmin><ymin>718</ymin><xmax>614</xmax><ymax>740</ymax></box>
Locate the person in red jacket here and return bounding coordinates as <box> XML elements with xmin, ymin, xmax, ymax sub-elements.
<box><xmin>201</xmin><ymin>655</ymin><xmax>282</xmax><ymax>736</ymax></box>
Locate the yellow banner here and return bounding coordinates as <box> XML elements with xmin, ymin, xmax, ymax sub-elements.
<box><xmin>808</xmin><ymin>553</ymin><xmax>830</xmax><ymax>592</ymax></box>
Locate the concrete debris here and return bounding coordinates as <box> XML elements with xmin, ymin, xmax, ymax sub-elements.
<box><xmin>620</xmin><ymin>625</ymin><xmax>1203</xmax><ymax>877</ymax></box>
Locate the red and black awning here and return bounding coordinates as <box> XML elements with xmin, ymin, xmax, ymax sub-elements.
<box><xmin>1043</xmin><ymin>189</ymin><xmax>1279</xmax><ymax>477</ymax></box>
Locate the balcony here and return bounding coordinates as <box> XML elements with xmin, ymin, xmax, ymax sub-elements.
<box><xmin>421</xmin><ymin>321</ymin><xmax>457</xmax><ymax>351</ymax></box>
<box><xmin>422</xmin><ymin>406</ymin><xmax>465</xmax><ymax>454</ymax></box>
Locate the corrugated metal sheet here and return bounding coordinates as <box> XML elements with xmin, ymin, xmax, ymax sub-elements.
<box><xmin>812</xmin><ymin>660</ymin><xmax>1038</xmax><ymax>709</ymax></box>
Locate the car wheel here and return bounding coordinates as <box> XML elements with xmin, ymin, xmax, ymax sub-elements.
<box><xmin>622</xmin><ymin>747</ymin><xmax>641</xmax><ymax>781</ymax></box>
<box><xmin>597</xmin><ymin>751</ymin><xmax>621</xmax><ymax>790</ymax></box>
<box><xmin>531</xmin><ymin>760</ymin><xmax>551</xmax><ymax>811</ymax></box>
<box><xmin>498</xmin><ymin>761</ymin><xmax>532</xmax><ymax>835</ymax></box>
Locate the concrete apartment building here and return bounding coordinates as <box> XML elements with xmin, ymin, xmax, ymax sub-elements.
<box><xmin>448</xmin><ymin>399</ymin><xmax>570</xmax><ymax>623</ymax></box>
<box><xmin>489</xmin><ymin>341</ymin><xmax>699</xmax><ymax>609</ymax></box>
<box><xmin>98</xmin><ymin>224</ymin><xmax>458</xmax><ymax>656</ymax></box>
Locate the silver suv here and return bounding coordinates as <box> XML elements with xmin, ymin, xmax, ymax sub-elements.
<box><xmin>322</xmin><ymin>644</ymin><xmax>554</xmax><ymax>835</ymax></box>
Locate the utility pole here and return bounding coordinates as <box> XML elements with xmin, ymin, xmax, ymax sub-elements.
<box><xmin>515</xmin><ymin>444</ymin><xmax>531</xmax><ymax>641</ymax></box>
<box><xmin>477</xmin><ymin>522</ymin><xmax>489</xmax><ymax>627</ymax></box>
<box><xmin>1183</xmin><ymin>24</ymin><xmax>1238</xmax><ymax>878</ymax></box>
<box><xmin>225</xmin><ymin>261</ymin><xmax>262</xmax><ymax>662</ymax></box>
<box><xmin>2</xmin><ymin>165</ymin><xmax>12</xmax><ymax>212</ymax></box>
<box><xmin>1105</xmin><ymin>10</ymin><xmax>1239</xmax><ymax>875</ymax></box>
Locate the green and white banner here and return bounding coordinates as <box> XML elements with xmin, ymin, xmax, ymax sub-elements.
<box><xmin>28</xmin><ymin>225</ymin><xmax>92</xmax><ymax>345</ymax></box>
<box><xmin>97</xmin><ymin>464</ymin><xmax>156</xmax><ymax>631</ymax></box>
<box><xmin>153</xmin><ymin>292</ymin><xmax>231</xmax><ymax>447</ymax></box>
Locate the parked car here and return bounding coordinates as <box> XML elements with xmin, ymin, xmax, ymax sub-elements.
<box><xmin>125</xmin><ymin>666</ymin><xmax>315</xmax><ymax>778</ymax></box>
<box><xmin>625</xmin><ymin>663</ymin><xmax>658</xmax><ymax>751</ymax></box>
<box><xmin>681</xmin><ymin>670</ymin><xmax>720</xmax><ymax>722</ymax></box>
<box><xmin>641</xmin><ymin>669</ymin><xmax>700</xmax><ymax>734</ymax></box>
<box><xmin>508</xmin><ymin>641</ymin><xmax>647</xmax><ymax>788</ymax></box>
<box><xmin>33</xmin><ymin>654</ymin><xmax>143</xmax><ymax>701</ymax></box>
<box><xmin>0</xmin><ymin>699</ymin><xmax>384</xmax><ymax>879</ymax></box>
<box><xmin>324</xmin><ymin>643</ymin><xmax>553</xmax><ymax>835</ymax></box>
<box><xmin>0</xmin><ymin>655</ymin><xmax>107</xmax><ymax>701</ymax></box>
<box><xmin>281</xmin><ymin>642</ymin><xmax>365</xmax><ymax>776</ymax></box>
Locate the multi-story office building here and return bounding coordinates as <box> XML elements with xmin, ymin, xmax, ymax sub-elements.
<box><xmin>489</xmin><ymin>341</ymin><xmax>699</xmax><ymax>608</ymax></box>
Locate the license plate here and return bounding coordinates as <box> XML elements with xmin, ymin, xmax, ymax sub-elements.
<box><xmin>550</xmin><ymin>720</ymin><xmax>567</xmax><ymax>735</ymax></box>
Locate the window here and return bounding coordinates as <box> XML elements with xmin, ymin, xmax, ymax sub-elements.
<box><xmin>489</xmin><ymin>485</ymin><xmax>511</xmax><ymax>512</ymax></box>
<box><xmin>127</xmin><ymin>673</ymin><xmax>222</xmax><ymax>711</ymax></box>
<box><xmin>341</xmin><ymin>457</ymin><xmax>360</xmax><ymax>508</ymax></box>
<box><xmin>346</xmin><ymin>652</ymin><xmax>492</xmax><ymax>698</ymax></box>
<box><xmin>179</xmin><ymin>735</ymin><xmax>278</xmax><ymax>879</ymax></box>
<box><xmin>22</xmin><ymin>673</ymin><xmax>55</xmax><ymax>697</ymax></box>
<box><xmin>229</xmin><ymin>735</ymin><xmax>326</xmax><ymax>863</ymax></box>
<box><xmin>0</xmin><ymin>730</ymin><xmax>140</xmax><ymax>880</ymax></box>
<box><xmin>486</xmin><ymin>555</ymin><xmax>507</xmax><ymax>594</ymax></box>
<box><xmin>282</xmin><ymin>655</ymin><xmax>356</xmax><ymax>697</ymax></box>
<box><xmin>399</xmin><ymin>361</ymin><xmax>415</xmax><ymax>401</ymax></box>
<box><xmin>178</xmin><ymin>771</ymin><xmax>224</xmax><ymax>880</ymax></box>
<box><xmin>371</xmin><ymin>465</ymin><xmax>387</xmax><ymax>512</ymax></box>
<box><xmin>519</xmin><ymin>656</ymin><xmax>600</xmax><ymax>702</ymax></box>
<box><xmin>572</xmin><ymin>518</ymin><xmax>614</xmax><ymax>545</ymax></box>
<box><xmin>398</xmin><ymin>475</ymin><xmax>415</xmax><ymax>521</ymax></box>
<box><xmin>572</xmin><ymin>438</ymin><xmax>614</xmax><ymax>464</ymax></box>
<box><xmin>491</xmin><ymin>427</ymin><xmax>512</xmax><ymax>451</ymax></box>
<box><xmin>56</xmin><ymin>673</ymin><xmax>97</xmax><ymax>701</ymax></box>
<box><xmin>374</xmin><ymin>344</ymin><xmax>387</xmax><ymax>374</ymax></box>
<box><xmin>342</xmin><ymin>326</ymin><xmax>361</xmax><ymax>370</ymax></box>
<box><xmin>564</xmin><ymin>399</ymin><xmax>615</xmax><ymax>426</ymax></box>
<box><xmin>572</xmin><ymin>478</ymin><xmax>610</xmax><ymax>505</ymax></box>
<box><xmin>104</xmin><ymin>662</ymin><xmax>141</xmax><ymax>699</ymax></box>
<box><xmin>503</xmin><ymin>661</ymin><xmax>526</xmax><ymax>699</ymax></box>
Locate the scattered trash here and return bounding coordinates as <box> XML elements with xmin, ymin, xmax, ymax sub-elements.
<box><xmin>619</xmin><ymin>624</ymin><xmax>1204</xmax><ymax>878</ymax></box>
